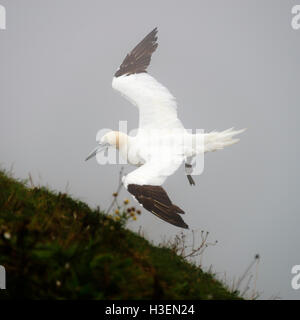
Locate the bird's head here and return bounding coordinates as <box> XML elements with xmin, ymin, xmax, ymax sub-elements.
<box><xmin>85</xmin><ymin>131</ymin><xmax>128</xmax><ymax>161</ymax></box>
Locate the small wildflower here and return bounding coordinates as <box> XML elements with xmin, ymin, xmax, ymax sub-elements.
<box><xmin>127</xmin><ymin>208</ymin><xmax>131</xmax><ymax>213</ymax></box>
<box><xmin>132</xmin><ymin>216</ymin><xmax>137</xmax><ymax>221</ymax></box>
<box><xmin>113</xmin><ymin>192</ymin><xmax>118</xmax><ymax>197</ymax></box>
<box><xmin>115</xmin><ymin>216</ymin><xmax>120</xmax><ymax>221</ymax></box>
<box><xmin>123</xmin><ymin>199</ymin><xmax>129</xmax><ymax>205</ymax></box>
<box><xmin>65</xmin><ymin>263</ymin><xmax>70</xmax><ymax>270</ymax></box>
<box><xmin>56</xmin><ymin>280</ymin><xmax>61</xmax><ymax>287</ymax></box>
<box><xmin>137</xmin><ymin>210</ymin><xmax>141</xmax><ymax>215</ymax></box>
<box><xmin>3</xmin><ymin>231</ymin><xmax>11</xmax><ymax>240</ymax></box>
<box><xmin>130</xmin><ymin>212</ymin><xmax>135</xmax><ymax>217</ymax></box>
<box><xmin>115</xmin><ymin>209</ymin><xmax>120</xmax><ymax>215</ymax></box>
<box><xmin>131</xmin><ymin>207</ymin><xmax>135</xmax><ymax>212</ymax></box>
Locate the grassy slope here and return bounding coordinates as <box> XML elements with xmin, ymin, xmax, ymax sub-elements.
<box><xmin>0</xmin><ymin>170</ymin><xmax>240</xmax><ymax>300</ymax></box>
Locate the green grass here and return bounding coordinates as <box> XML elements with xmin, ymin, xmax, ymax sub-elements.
<box><xmin>0</xmin><ymin>170</ymin><xmax>241</xmax><ymax>299</ymax></box>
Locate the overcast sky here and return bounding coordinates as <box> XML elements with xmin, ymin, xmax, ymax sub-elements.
<box><xmin>1</xmin><ymin>0</ymin><xmax>299</xmax><ymax>299</ymax></box>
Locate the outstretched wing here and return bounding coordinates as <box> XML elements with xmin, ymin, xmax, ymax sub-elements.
<box><xmin>114</xmin><ymin>28</ymin><xmax>158</xmax><ymax>77</ymax></box>
<box><xmin>124</xmin><ymin>155</ymin><xmax>188</xmax><ymax>229</ymax></box>
<box><xmin>124</xmin><ymin>153</ymin><xmax>183</xmax><ymax>186</ymax></box>
<box><xmin>112</xmin><ymin>28</ymin><xmax>184</xmax><ymax>130</ymax></box>
<box><xmin>128</xmin><ymin>184</ymin><xmax>188</xmax><ymax>229</ymax></box>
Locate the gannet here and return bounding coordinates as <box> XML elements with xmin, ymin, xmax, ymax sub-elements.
<box><xmin>86</xmin><ymin>28</ymin><xmax>245</xmax><ymax>229</ymax></box>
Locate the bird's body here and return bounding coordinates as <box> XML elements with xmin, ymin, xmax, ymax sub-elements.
<box><xmin>86</xmin><ymin>28</ymin><xmax>245</xmax><ymax>229</ymax></box>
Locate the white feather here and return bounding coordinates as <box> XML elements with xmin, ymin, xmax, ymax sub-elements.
<box><xmin>202</xmin><ymin>128</ymin><xmax>246</xmax><ymax>153</ymax></box>
<box><xmin>122</xmin><ymin>153</ymin><xmax>183</xmax><ymax>187</ymax></box>
<box><xmin>112</xmin><ymin>73</ymin><xmax>184</xmax><ymax>130</ymax></box>
<box><xmin>111</xmin><ymin>66</ymin><xmax>245</xmax><ymax>188</ymax></box>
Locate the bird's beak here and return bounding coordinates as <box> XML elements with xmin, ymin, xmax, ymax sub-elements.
<box><xmin>85</xmin><ymin>143</ymin><xmax>108</xmax><ymax>161</ymax></box>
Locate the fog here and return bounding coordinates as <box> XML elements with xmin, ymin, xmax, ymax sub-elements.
<box><xmin>0</xmin><ymin>0</ymin><xmax>299</xmax><ymax>299</ymax></box>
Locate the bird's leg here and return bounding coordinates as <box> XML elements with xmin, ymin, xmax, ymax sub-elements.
<box><xmin>185</xmin><ymin>162</ymin><xmax>196</xmax><ymax>186</ymax></box>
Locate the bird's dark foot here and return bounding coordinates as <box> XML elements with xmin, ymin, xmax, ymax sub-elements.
<box><xmin>187</xmin><ymin>175</ymin><xmax>195</xmax><ymax>186</ymax></box>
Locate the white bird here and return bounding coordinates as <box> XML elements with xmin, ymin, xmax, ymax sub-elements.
<box><xmin>86</xmin><ymin>28</ymin><xmax>245</xmax><ymax>229</ymax></box>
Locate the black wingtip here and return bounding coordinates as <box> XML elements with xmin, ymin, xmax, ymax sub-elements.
<box><xmin>178</xmin><ymin>221</ymin><xmax>189</xmax><ymax>229</ymax></box>
<box><xmin>178</xmin><ymin>222</ymin><xmax>189</xmax><ymax>229</ymax></box>
<box><xmin>172</xmin><ymin>204</ymin><xmax>185</xmax><ymax>215</ymax></box>
<box><xmin>115</xmin><ymin>28</ymin><xmax>159</xmax><ymax>77</ymax></box>
<box><xmin>127</xmin><ymin>184</ymin><xmax>189</xmax><ymax>230</ymax></box>
<box><xmin>152</xmin><ymin>27</ymin><xmax>158</xmax><ymax>35</ymax></box>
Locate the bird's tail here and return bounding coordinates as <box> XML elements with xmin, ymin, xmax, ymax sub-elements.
<box><xmin>201</xmin><ymin>128</ymin><xmax>246</xmax><ymax>153</ymax></box>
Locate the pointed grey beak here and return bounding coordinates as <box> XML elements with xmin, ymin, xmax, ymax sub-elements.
<box><xmin>85</xmin><ymin>143</ymin><xmax>109</xmax><ymax>161</ymax></box>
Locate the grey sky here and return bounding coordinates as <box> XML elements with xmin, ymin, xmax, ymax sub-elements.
<box><xmin>0</xmin><ymin>0</ymin><xmax>299</xmax><ymax>299</ymax></box>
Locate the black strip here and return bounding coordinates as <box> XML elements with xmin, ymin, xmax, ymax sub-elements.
<box><xmin>115</xmin><ymin>28</ymin><xmax>158</xmax><ymax>77</ymax></box>
<box><xmin>127</xmin><ymin>184</ymin><xmax>188</xmax><ymax>229</ymax></box>
<box><xmin>187</xmin><ymin>175</ymin><xmax>196</xmax><ymax>186</ymax></box>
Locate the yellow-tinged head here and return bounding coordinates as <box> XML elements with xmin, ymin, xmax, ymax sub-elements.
<box><xmin>85</xmin><ymin>131</ymin><xmax>129</xmax><ymax>161</ymax></box>
<box><xmin>100</xmin><ymin>131</ymin><xmax>128</xmax><ymax>150</ymax></box>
